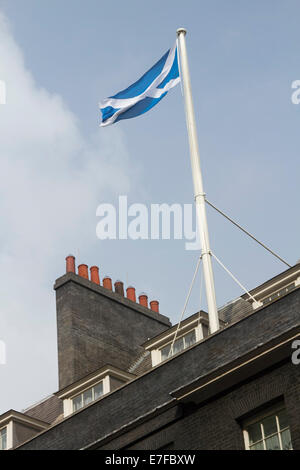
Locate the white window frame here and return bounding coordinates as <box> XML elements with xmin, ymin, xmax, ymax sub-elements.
<box><xmin>64</xmin><ymin>376</ymin><xmax>110</xmax><ymax>416</ymax></box>
<box><xmin>0</xmin><ymin>425</ymin><xmax>7</xmax><ymax>451</ymax></box>
<box><xmin>60</xmin><ymin>367</ymin><xmax>134</xmax><ymax>417</ymax></box>
<box><xmin>243</xmin><ymin>405</ymin><xmax>292</xmax><ymax>451</ymax></box>
<box><xmin>0</xmin><ymin>422</ymin><xmax>12</xmax><ymax>450</ymax></box>
<box><xmin>71</xmin><ymin>380</ymin><xmax>104</xmax><ymax>412</ymax></box>
<box><xmin>151</xmin><ymin>325</ymin><xmax>203</xmax><ymax>366</ymax></box>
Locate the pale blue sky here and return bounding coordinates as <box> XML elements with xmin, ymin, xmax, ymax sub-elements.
<box><xmin>0</xmin><ymin>0</ymin><xmax>299</xmax><ymax>413</ymax></box>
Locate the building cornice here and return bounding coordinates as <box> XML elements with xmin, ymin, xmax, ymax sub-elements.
<box><xmin>171</xmin><ymin>326</ymin><xmax>300</xmax><ymax>403</ymax></box>
<box><xmin>242</xmin><ymin>265</ymin><xmax>300</xmax><ymax>302</ymax></box>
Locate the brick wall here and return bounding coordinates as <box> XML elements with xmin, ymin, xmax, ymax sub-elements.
<box><xmin>55</xmin><ymin>273</ymin><xmax>171</xmax><ymax>389</ymax></box>
<box><xmin>122</xmin><ymin>362</ymin><xmax>300</xmax><ymax>450</ymax></box>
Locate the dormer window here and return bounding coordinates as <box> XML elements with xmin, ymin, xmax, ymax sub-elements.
<box><xmin>0</xmin><ymin>412</ymin><xmax>48</xmax><ymax>450</ymax></box>
<box><xmin>56</xmin><ymin>366</ymin><xmax>135</xmax><ymax>417</ymax></box>
<box><xmin>0</xmin><ymin>426</ymin><xmax>7</xmax><ymax>450</ymax></box>
<box><xmin>72</xmin><ymin>381</ymin><xmax>104</xmax><ymax>412</ymax></box>
<box><xmin>160</xmin><ymin>330</ymin><xmax>197</xmax><ymax>361</ymax></box>
<box><xmin>142</xmin><ymin>311</ymin><xmax>223</xmax><ymax>367</ymax></box>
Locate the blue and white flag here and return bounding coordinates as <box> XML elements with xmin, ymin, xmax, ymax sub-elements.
<box><xmin>99</xmin><ymin>43</ymin><xmax>180</xmax><ymax>126</ymax></box>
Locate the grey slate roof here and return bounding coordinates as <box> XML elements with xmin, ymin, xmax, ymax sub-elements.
<box><xmin>23</xmin><ymin>394</ymin><xmax>63</xmax><ymax>425</ymax></box>
<box><xmin>218</xmin><ymin>297</ymin><xmax>253</xmax><ymax>324</ymax></box>
<box><xmin>128</xmin><ymin>351</ymin><xmax>152</xmax><ymax>376</ymax></box>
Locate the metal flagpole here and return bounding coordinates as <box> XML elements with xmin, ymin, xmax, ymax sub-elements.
<box><xmin>177</xmin><ymin>28</ymin><xmax>219</xmax><ymax>333</ymax></box>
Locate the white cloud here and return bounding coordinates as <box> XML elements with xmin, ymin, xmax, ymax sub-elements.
<box><xmin>0</xmin><ymin>11</ymin><xmax>131</xmax><ymax>413</ymax></box>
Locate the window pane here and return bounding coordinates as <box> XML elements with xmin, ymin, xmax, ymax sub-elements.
<box><xmin>72</xmin><ymin>394</ymin><xmax>82</xmax><ymax>412</ymax></box>
<box><xmin>161</xmin><ymin>344</ymin><xmax>171</xmax><ymax>361</ymax></box>
<box><xmin>83</xmin><ymin>388</ymin><xmax>93</xmax><ymax>406</ymax></box>
<box><xmin>173</xmin><ymin>337</ymin><xmax>184</xmax><ymax>354</ymax></box>
<box><xmin>94</xmin><ymin>382</ymin><xmax>103</xmax><ymax>400</ymax></box>
<box><xmin>184</xmin><ymin>330</ymin><xmax>196</xmax><ymax>348</ymax></box>
<box><xmin>277</xmin><ymin>409</ymin><xmax>289</xmax><ymax>430</ymax></box>
<box><xmin>0</xmin><ymin>428</ymin><xmax>7</xmax><ymax>450</ymax></box>
<box><xmin>262</xmin><ymin>415</ymin><xmax>277</xmax><ymax>437</ymax></box>
<box><xmin>247</xmin><ymin>422</ymin><xmax>262</xmax><ymax>445</ymax></box>
<box><xmin>281</xmin><ymin>429</ymin><xmax>292</xmax><ymax>450</ymax></box>
<box><xmin>250</xmin><ymin>441</ymin><xmax>264</xmax><ymax>450</ymax></box>
<box><xmin>265</xmin><ymin>434</ymin><xmax>280</xmax><ymax>450</ymax></box>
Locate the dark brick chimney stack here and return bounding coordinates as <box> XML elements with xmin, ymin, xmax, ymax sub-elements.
<box><xmin>55</xmin><ymin>257</ymin><xmax>171</xmax><ymax>389</ymax></box>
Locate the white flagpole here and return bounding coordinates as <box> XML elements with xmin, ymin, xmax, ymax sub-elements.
<box><xmin>177</xmin><ymin>28</ymin><xmax>219</xmax><ymax>333</ymax></box>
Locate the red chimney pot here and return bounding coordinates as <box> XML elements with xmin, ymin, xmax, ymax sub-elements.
<box><xmin>90</xmin><ymin>266</ymin><xmax>100</xmax><ymax>285</ymax></box>
<box><xmin>103</xmin><ymin>276</ymin><xmax>112</xmax><ymax>291</ymax></box>
<box><xmin>126</xmin><ymin>286</ymin><xmax>136</xmax><ymax>302</ymax></box>
<box><xmin>150</xmin><ymin>300</ymin><xmax>159</xmax><ymax>313</ymax></box>
<box><xmin>78</xmin><ymin>264</ymin><xmax>89</xmax><ymax>279</ymax></box>
<box><xmin>139</xmin><ymin>293</ymin><xmax>148</xmax><ymax>308</ymax></box>
<box><xmin>66</xmin><ymin>255</ymin><xmax>75</xmax><ymax>274</ymax></box>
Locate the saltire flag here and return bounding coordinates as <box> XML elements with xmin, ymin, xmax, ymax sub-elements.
<box><xmin>99</xmin><ymin>42</ymin><xmax>180</xmax><ymax>126</ymax></box>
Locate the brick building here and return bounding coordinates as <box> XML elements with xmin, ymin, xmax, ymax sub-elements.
<box><xmin>0</xmin><ymin>255</ymin><xmax>299</xmax><ymax>450</ymax></box>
